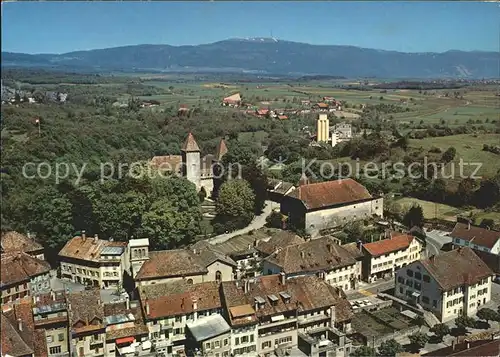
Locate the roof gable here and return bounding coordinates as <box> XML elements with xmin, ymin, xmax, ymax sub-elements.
<box><xmin>181</xmin><ymin>132</ymin><xmax>200</xmax><ymax>152</ymax></box>
<box><xmin>420</xmin><ymin>247</ymin><xmax>494</xmax><ymax>291</ymax></box>
<box><xmin>265</xmin><ymin>237</ymin><xmax>358</xmax><ymax>274</ymax></box>
<box><xmin>450</xmin><ymin>223</ymin><xmax>500</xmax><ymax>249</ymax></box>
<box><xmin>288</xmin><ymin>178</ymin><xmax>373</xmax><ymax>210</ymax></box>
<box><xmin>362</xmin><ymin>233</ymin><xmax>414</xmax><ymax>257</ymax></box>
<box><xmin>135</xmin><ymin>250</ymin><xmax>208</xmax><ymax>281</ymax></box>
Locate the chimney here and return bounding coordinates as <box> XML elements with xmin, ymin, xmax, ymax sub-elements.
<box><xmin>125</xmin><ymin>296</ymin><xmax>130</xmax><ymax>310</ymax></box>
<box><xmin>248</xmin><ymin>244</ymin><xmax>252</xmax><ymax>250</ymax></box>
<box><xmin>253</xmin><ymin>239</ymin><xmax>258</xmax><ymax>247</ymax></box>
<box><xmin>452</xmin><ymin>339</ymin><xmax>456</xmax><ymax>351</ymax></box>
<box><xmin>280</xmin><ymin>272</ymin><xmax>286</xmax><ymax>285</ymax></box>
<box><xmin>82</xmin><ymin>230</ymin><xmax>86</xmax><ymax>240</ymax></box>
<box><xmin>181</xmin><ymin>298</ymin><xmax>185</xmax><ymax>309</ymax></box>
<box><xmin>17</xmin><ymin>318</ymin><xmax>23</xmax><ymax>331</ymax></box>
<box><xmin>327</xmin><ymin>244</ymin><xmax>333</xmax><ymax>254</ymax></box>
<box><xmin>465</xmin><ymin>340</ymin><xmax>470</xmax><ymax>349</ymax></box>
<box><xmin>27</xmin><ymin>232</ymin><xmax>31</xmax><ymax>239</ymax></box>
<box><xmin>50</xmin><ymin>290</ymin><xmax>55</xmax><ymax>300</ymax></box>
<box><xmin>299</xmin><ymin>173</ymin><xmax>309</xmax><ymax>186</ymax></box>
<box><xmin>468</xmin><ymin>222</ymin><xmax>471</xmax><ymax>230</ymax></box>
<box><xmin>300</xmin><ymin>251</ymin><xmax>305</xmax><ymax>259</ymax></box>
<box><xmin>144</xmin><ymin>300</ymin><xmax>150</xmax><ymax>316</ymax></box>
<box><xmin>192</xmin><ymin>299</ymin><xmax>198</xmax><ymax>311</ymax></box>
<box><xmin>32</xmin><ymin>295</ymin><xmax>37</xmax><ymax>304</ymax></box>
<box><xmin>330</xmin><ymin>305</ymin><xmax>336</xmax><ymax>326</ymax></box>
<box><xmin>93</xmin><ymin>234</ymin><xmax>98</xmax><ymax>244</ymax></box>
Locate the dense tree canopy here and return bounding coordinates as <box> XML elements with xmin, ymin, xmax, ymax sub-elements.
<box><xmin>214</xmin><ymin>179</ymin><xmax>255</xmax><ymax>234</ymax></box>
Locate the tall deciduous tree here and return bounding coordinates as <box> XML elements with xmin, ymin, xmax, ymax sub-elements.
<box><xmin>214</xmin><ymin>179</ymin><xmax>255</xmax><ymax>234</ymax></box>
<box><xmin>350</xmin><ymin>346</ymin><xmax>376</xmax><ymax>357</ymax></box>
<box><xmin>377</xmin><ymin>339</ymin><xmax>403</xmax><ymax>357</ymax></box>
<box><xmin>430</xmin><ymin>323</ymin><xmax>450</xmax><ymax>342</ymax></box>
<box><xmin>403</xmin><ymin>204</ymin><xmax>424</xmax><ymax>228</ymax></box>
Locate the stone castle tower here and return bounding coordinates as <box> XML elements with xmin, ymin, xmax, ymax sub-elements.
<box><xmin>181</xmin><ymin>132</ymin><xmax>201</xmax><ymax>190</ymax></box>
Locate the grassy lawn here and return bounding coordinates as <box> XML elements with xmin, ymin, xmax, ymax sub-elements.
<box><xmin>395</xmin><ymin>197</ymin><xmax>462</xmax><ymax>221</ymax></box>
<box><xmin>472</xmin><ymin>211</ymin><xmax>500</xmax><ymax>227</ymax></box>
<box><xmin>409</xmin><ymin>134</ymin><xmax>500</xmax><ymax>178</ymax></box>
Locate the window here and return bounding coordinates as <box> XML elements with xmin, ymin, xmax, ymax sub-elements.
<box><xmin>205</xmin><ymin>342</ymin><xmax>211</xmax><ymax>350</ymax></box>
<box><xmin>262</xmin><ymin>341</ymin><xmax>272</xmax><ymax>349</ymax></box>
<box><xmin>414</xmin><ymin>272</ymin><xmax>422</xmax><ymax>280</ymax></box>
<box><xmin>406</xmin><ymin>269</ymin><xmax>413</xmax><ymax>277</ymax></box>
<box><xmin>224</xmin><ymin>339</ymin><xmax>228</xmax><ymax>346</ymax></box>
<box><xmin>215</xmin><ymin>271</ymin><xmax>222</xmax><ymax>283</ymax></box>
<box><xmin>422</xmin><ymin>296</ymin><xmax>429</xmax><ymax>304</ymax></box>
<box><xmin>414</xmin><ymin>282</ymin><xmax>422</xmax><ymax>291</ymax></box>
<box><xmin>47</xmin><ymin>336</ymin><xmax>54</xmax><ymax>343</ymax></box>
<box><xmin>187</xmin><ymin>279</ymin><xmax>193</xmax><ymax>285</ymax></box>
<box><xmin>464</xmin><ymin>241</ymin><xmax>470</xmax><ymax>246</ymax></box>
<box><xmin>235</xmin><ymin>337</ymin><xmax>240</xmax><ymax>345</ymax></box>
<box><xmin>432</xmin><ymin>300</ymin><xmax>437</xmax><ymax>308</ymax></box>
<box><xmin>397</xmin><ymin>276</ymin><xmax>404</xmax><ymax>284</ymax></box>
<box><xmin>49</xmin><ymin>346</ymin><xmax>62</xmax><ymax>354</ymax></box>
<box><xmin>399</xmin><ymin>287</ymin><xmax>404</xmax><ymax>294</ymax></box>
<box><xmin>175</xmin><ymin>316</ymin><xmax>182</xmax><ymax>322</ymax></box>
<box><xmin>214</xmin><ymin>340</ymin><xmax>220</xmax><ymax>348</ymax></box>
<box><xmin>241</xmin><ymin>336</ymin><xmax>249</xmax><ymax>343</ymax></box>
<box><xmin>58</xmin><ymin>333</ymin><xmax>64</xmax><ymax>341</ymax></box>
<box><xmin>455</xmin><ymin>238</ymin><xmax>460</xmax><ymax>243</ymax></box>
<box><xmin>423</xmin><ymin>275</ymin><xmax>430</xmax><ymax>283</ymax></box>
<box><xmin>250</xmin><ymin>335</ymin><xmax>254</xmax><ymax>343</ymax></box>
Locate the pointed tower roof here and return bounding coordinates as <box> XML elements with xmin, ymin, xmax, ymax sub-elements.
<box><xmin>215</xmin><ymin>139</ymin><xmax>228</xmax><ymax>161</ymax></box>
<box><xmin>181</xmin><ymin>132</ymin><xmax>200</xmax><ymax>152</ymax></box>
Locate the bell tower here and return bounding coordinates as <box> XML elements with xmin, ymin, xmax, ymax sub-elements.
<box><xmin>181</xmin><ymin>132</ymin><xmax>201</xmax><ymax>189</ymax></box>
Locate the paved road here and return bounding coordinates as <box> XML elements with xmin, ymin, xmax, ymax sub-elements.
<box><xmin>207</xmin><ymin>200</ymin><xmax>275</xmax><ymax>244</ymax></box>
<box><xmin>425</xmin><ymin>234</ymin><xmax>444</xmax><ymax>257</ymax></box>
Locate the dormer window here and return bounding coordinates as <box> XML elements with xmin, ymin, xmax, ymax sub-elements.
<box><xmin>268</xmin><ymin>294</ymin><xmax>279</xmax><ymax>306</ymax></box>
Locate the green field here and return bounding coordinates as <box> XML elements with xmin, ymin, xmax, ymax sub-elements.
<box><xmin>395</xmin><ymin>197</ymin><xmax>463</xmax><ymax>221</ymax></box>
<box><xmin>409</xmin><ymin>133</ymin><xmax>500</xmax><ymax>179</ymax></box>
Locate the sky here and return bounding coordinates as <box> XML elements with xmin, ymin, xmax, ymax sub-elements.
<box><xmin>1</xmin><ymin>2</ymin><xmax>499</xmax><ymax>54</ymax></box>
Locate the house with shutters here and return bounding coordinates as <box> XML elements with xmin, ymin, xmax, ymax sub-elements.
<box><xmin>394</xmin><ymin>247</ymin><xmax>494</xmax><ymax>322</ymax></box>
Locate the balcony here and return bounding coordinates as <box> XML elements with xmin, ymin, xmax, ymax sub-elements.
<box><xmin>298</xmin><ymin>313</ymin><xmax>330</xmax><ymax>326</ymax></box>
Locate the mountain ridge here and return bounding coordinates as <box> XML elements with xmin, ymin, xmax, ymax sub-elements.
<box><xmin>2</xmin><ymin>39</ymin><xmax>498</xmax><ymax>78</ymax></box>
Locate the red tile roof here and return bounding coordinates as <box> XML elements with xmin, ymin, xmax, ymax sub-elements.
<box><xmin>255</xmin><ymin>231</ymin><xmax>305</xmax><ymax>256</ymax></box>
<box><xmin>1</xmin><ymin>312</ymin><xmax>33</xmax><ymax>357</ymax></box>
<box><xmin>1</xmin><ymin>251</ymin><xmax>50</xmax><ymax>287</ymax></box>
<box><xmin>420</xmin><ymin>247</ymin><xmax>494</xmax><ymax>291</ymax></box>
<box><xmin>67</xmin><ymin>289</ymin><xmax>104</xmax><ymax>334</ymax></box>
<box><xmin>362</xmin><ymin>233</ymin><xmax>414</xmax><ymax>257</ymax></box>
<box><xmin>451</xmin><ymin>223</ymin><xmax>500</xmax><ymax>249</ymax></box>
<box><xmin>150</xmin><ymin>155</ymin><xmax>182</xmax><ymax>172</ymax></box>
<box><xmin>1</xmin><ymin>231</ymin><xmax>43</xmax><ymax>254</ymax></box>
<box><xmin>215</xmin><ymin>139</ymin><xmax>228</xmax><ymax>161</ymax></box>
<box><xmin>265</xmin><ymin>237</ymin><xmax>358</xmax><ymax>274</ymax></box>
<box><xmin>288</xmin><ymin>178</ymin><xmax>373</xmax><ymax>210</ymax></box>
<box><xmin>135</xmin><ymin>250</ymin><xmax>208</xmax><ymax>281</ymax></box>
<box><xmin>58</xmin><ymin>236</ymin><xmax>126</xmax><ymax>262</ymax></box>
<box><xmin>315</xmin><ymin>103</ymin><xmax>329</xmax><ymax>108</ymax></box>
<box><xmin>257</xmin><ymin>109</ymin><xmax>269</xmax><ymax>116</ymax></box>
<box><xmin>221</xmin><ymin>275</ymin><xmax>353</xmax><ymax>323</ymax></box>
<box><xmin>1</xmin><ymin>301</ymin><xmax>46</xmax><ymax>357</ymax></box>
<box><xmin>139</xmin><ymin>281</ymin><xmax>221</xmax><ymax>319</ymax></box>
<box><xmin>181</xmin><ymin>132</ymin><xmax>201</xmax><ymax>152</ymax></box>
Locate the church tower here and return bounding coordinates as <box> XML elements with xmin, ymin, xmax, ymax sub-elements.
<box><xmin>181</xmin><ymin>132</ymin><xmax>201</xmax><ymax>190</ymax></box>
<box><xmin>317</xmin><ymin>114</ymin><xmax>330</xmax><ymax>143</ymax></box>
